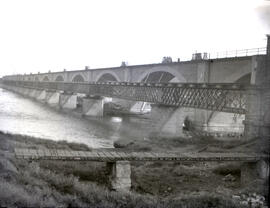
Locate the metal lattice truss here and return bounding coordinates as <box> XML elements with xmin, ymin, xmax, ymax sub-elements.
<box><xmin>4</xmin><ymin>80</ymin><xmax>248</xmax><ymax>114</ymax></box>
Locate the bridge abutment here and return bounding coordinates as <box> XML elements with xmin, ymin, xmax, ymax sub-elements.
<box><xmin>244</xmin><ymin>36</ymin><xmax>270</xmax><ymax>138</ymax></box>
<box><xmin>106</xmin><ymin>161</ymin><xmax>131</xmax><ymax>191</ymax></box>
<box><xmin>59</xmin><ymin>93</ymin><xmax>77</xmax><ymax>109</ymax></box>
<box><xmin>82</xmin><ymin>96</ymin><xmax>104</xmax><ymax>116</ymax></box>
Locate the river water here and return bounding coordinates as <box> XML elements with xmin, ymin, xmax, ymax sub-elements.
<box><xmin>0</xmin><ymin>88</ymin><xmax>152</xmax><ymax>148</ymax></box>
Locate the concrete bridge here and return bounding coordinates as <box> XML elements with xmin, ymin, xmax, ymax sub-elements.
<box><xmin>2</xmin><ymin>36</ymin><xmax>270</xmax><ymax>138</ymax></box>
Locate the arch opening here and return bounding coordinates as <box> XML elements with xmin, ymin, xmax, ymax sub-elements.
<box><xmin>43</xmin><ymin>76</ymin><xmax>49</xmax><ymax>82</ymax></box>
<box><xmin>97</xmin><ymin>73</ymin><xmax>118</xmax><ymax>82</ymax></box>
<box><xmin>141</xmin><ymin>71</ymin><xmax>180</xmax><ymax>83</ymax></box>
<box><xmin>72</xmin><ymin>74</ymin><xmax>85</xmax><ymax>82</ymax></box>
<box><xmin>55</xmin><ymin>75</ymin><xmax>64</xmax><ymax>82</ymax></box>
<box><xmin>34</xmin><ymin>77</ymin><xmax>39</xmax><ymax>82</ymax></box>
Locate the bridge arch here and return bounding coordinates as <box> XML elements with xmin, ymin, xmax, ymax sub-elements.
<box><xmin>43</xmin><ymin>76</ymin><xmax>50</xmax><ymax>82</ymax></box>
<box><xmin>55</xmin><ymin>75</ymin><xmax>64</xmax><ymax>82</ymax></box>
<box><xmin>136</xmin><ymin>68</ymin><xmax>186</xmax><ymax>83</ymax></box>
<box><xmin>71</xmin><ymin>74</ymin><xmax>85</xmax><ymax>82</ymax></box>
<box><xmin>95</xmin><ymin>72</ymin><xmax>120</xmax><ymax>82</ymax></box>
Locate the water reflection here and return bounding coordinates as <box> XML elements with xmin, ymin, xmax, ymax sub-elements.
<box><xmin>0</xmin><ymin>88</ymin><xmax>152</xmax><ymax>148</ymax></box>
<box><xmin>111</xmin><ymin>117</ymin><xmax>123</xmax><ymax>123</ymax></box>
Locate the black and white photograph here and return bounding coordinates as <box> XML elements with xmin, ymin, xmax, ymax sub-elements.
<box><xmin>0</xmin><ymin>0</ymin><xmax>269</xmax><ymax>207</ymax></box>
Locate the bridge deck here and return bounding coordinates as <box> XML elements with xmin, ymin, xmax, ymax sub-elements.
<box><xmin>14</xmin><ymin>148</ymin><xmax>266</xmax><ymax>162</ymax></box>
<box><xmin>4</xmin><ymin>80</ymin><xmax>249</xmax><ymax>114</ymax></box>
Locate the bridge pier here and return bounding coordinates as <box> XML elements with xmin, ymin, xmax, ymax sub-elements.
<box><xmin>59</xmin><ymin>93</ymin><xmax>77</xmax><ymax>109</ymax></box>
<box><xmin>29</xmin><ymin>88</ymin><xmax>37</xmax><ymax>98</ymax></box>
<box><xmin>106</xmin><ymin>161</ymin><xmax>131</xmax><ymax>191</ymax></box>
<box><xmin>36</xmin><ymin>89</ymin><xmax>46</xmax><ymax>101</ymax></box>
<box><xmin>16</xmin><ymin>87</ymin><xmax>23</xmax><ymax>94</ymax></box>
<box><xmin>22</xmin><ymin>87</ymin><xmax>31</xmax><ymax>96</ymax></box>
<box><xmin>45</xmin><ymin>90</ymin><xmax>60</xmax><ymax>105</ymax></box>
<box><xmin>150</xmin><ymin>104</ymin><xmax>195</xmax><ymax>137</ymax></box>
<box><xmin>82</xmin><ymin>96</ymin><xmax>104</xmax><ymax>116</ymax></box>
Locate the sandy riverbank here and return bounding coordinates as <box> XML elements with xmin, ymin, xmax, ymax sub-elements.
<box><xmin>0</xmin><ymin>131</ymin><xmax>268</xmax><ymax>207</ymax></box>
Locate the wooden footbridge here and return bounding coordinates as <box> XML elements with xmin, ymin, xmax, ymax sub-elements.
<box><xmin>15</xmin><ymin>148</ymin><xmax>269</xmax><ymax>191</ymax></box>
<box><xmin>15</xmin><ymin>148</ymin><xmax>266</xmax><ymax>162</ymax></box>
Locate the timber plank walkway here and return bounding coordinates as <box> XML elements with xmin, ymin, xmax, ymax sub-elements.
<box><xmin>14</xmin><ymin>148</ymin><xmax>267</xmax><ymax>162</ymax></box>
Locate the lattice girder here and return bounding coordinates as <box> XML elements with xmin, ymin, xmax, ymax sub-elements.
<box><xmin>3</xmin><ymin>80</ymin><xmax>249</xmax><ymax>114</ymax></box>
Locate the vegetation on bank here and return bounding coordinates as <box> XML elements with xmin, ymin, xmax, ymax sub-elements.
<box><xmin>0</xmin><ymin>131</ymin><xmax>264</xmax><ymax>207</ymax></box>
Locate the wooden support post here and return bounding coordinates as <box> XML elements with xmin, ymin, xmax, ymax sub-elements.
<box><xmin>106</xmin><ymin>161</ymin><xmax>131</xmax><ymax>191</ymax></box>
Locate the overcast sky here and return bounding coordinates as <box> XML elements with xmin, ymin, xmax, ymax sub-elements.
<box><xmin>0</xmin><ymin>0</ymin><xmax>269</xmax><ymax>77</ymax></box>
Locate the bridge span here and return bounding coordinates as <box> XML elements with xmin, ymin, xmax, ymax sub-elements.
<box><xmin>2</xmin><ymin>35</ymin><xmax>270</xmax><ymax>138</ymax></box>
<box><xmin>2</xmin><ymin>79</ymin><xmax>269</xmax><ymax>139</ymax></box>
<box><xmin>4</xmin><ymin>80</ymin><xmax>248</xmax><ymax>114</ymax></box>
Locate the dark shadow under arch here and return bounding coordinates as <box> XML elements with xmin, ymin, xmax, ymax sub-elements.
<box><xmin>141</xmin><ymin>71</ymin><xmax>175</xmax><ymax>83</ymax></box>
<box><xmin>55</xmin><ymin>75</ymin><xmax>64</xmax><ymax>82</ymax></box>
<box><xmin>43</xmin><ymin>76</ymin><xmax>49</xmax><ymax>82</ymax></box>
<box><xmin>72</xmin><ymin>74</ymin><xmax>85</xmax><ymax>82</ymax></box>
<box><xmin>97</xmin><ymin>73</ymin><xmax>118</xmax><ymax>82</ymax></box>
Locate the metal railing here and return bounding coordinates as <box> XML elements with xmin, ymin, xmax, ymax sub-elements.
<box><xmin>191</xmin><ymin>47</ymin><xmax>266</xmax><ymax>61</ymax></box>
<box><xmin>208</xmin><ymin>47</ymin><xmax>266</xmax><ymax>59</ymax></box>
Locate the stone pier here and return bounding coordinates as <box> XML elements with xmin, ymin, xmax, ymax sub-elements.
<box><xmin>59</xmin><ymin>93</ymin><xmax>77</xmax><ymax>109</ymax></box>
<box><xmin>36</xmin><ymin>89</ymin><xmax>46</xmax><ymax>101</ymax></box>
<box><xmin>149</xmin><ymin>104</ymin><xmax>195</xmax><ymax>137</ymax></box>
<box><xmin>45</xmin><ymin>90</ymin><xmax>60</xmax><ymax>105</ymax></box>
<box><xmin>106</xmin><ymin>161</ymin><xmax>131</xmax><ymax>191</ymax></box>
<box><xmin>82</xmin><ymin>96</ymin><xmax>104</xmax><ymax>116</ymax></box>
<box><xmin>28</xmin><ymin>88</ymin><xmax>37</xmax><ymax>98</ymax></box>
<box><xmin>22</xmin><ymin>88</ymin><xmax>31</xmax><ymax>96</ymax></box>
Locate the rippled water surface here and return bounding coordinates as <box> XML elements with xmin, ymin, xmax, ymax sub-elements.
<box><xmin>0</xmin><ymin>88</ymin><xmax>151</xmax><ymax>148</ymax></box>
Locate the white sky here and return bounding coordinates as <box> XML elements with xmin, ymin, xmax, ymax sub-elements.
<box><xmin>0</xmin><ymin>0</ymin><xmax>269</xmax><ymax>77</ymax></box>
